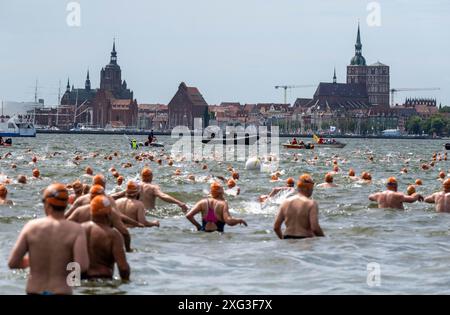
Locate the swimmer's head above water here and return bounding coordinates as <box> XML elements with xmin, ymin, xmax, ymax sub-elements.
<box><xmin>141</xmin><ymin>168</ymin><xmax>153</xmax><ymax>183</ymax></box>
<box><xmin>386</xmin><ymin>177</ymin><xmax>398</xmax><ymax>192</ymax></box>
<box><xmin>42</xmin><ymin>183</ymin><xmax>69</xmax><ymax>213</ymax></box>
<box><xmin>297</xmin><ymin>174</ymin><xmax>314</xmax><ymax>197</ymax></box>
<box><xmin>210</xmin><ymin>182</ymin><xmax>224</xmax><ymax>199</ymax></box>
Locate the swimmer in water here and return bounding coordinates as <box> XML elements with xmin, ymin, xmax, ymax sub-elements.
<box><xmin>368</xmin><ymin>177</ymin><xmax>423</xmax><ymax>210</ymax></box>
<box><xmin>115</xmin><ymin>181</ymin><xmax>160</xmax><ymax>227</ymax></box>
<box><xmin>424</xmin><ymin>178</ymin><xmax>450</xmax><ymax>213</ymax></box>
<box><xmin>259</xmin><ymin>177</ymin><xmax>296</xmax><ymax>203</ymax></box>
<box><xmin>0</xmin><ymin>184</ymin><xmax>13</xmax><ymax>205</ymax></box>
<box><xmin>317</xmin><ymin>173</ymin><xmax>338</xmax><ymax>188</ymax></box>
<box><xmin>8</xmin><ymin>183</ymin><xmax>89</xmax><ymax>295</ymax></box>
<box><xmin>137</xmin><ymin>168</ymin><xmax>188</xmax><ymax>212</ymax></box>
<box><xmin>81</xmin><ymin>195</ymin><xmax>130</xmax><ymax>281</ymax></box>
<box><xmin>185</xmin><ymin>182</ymin><xmax>247</xmax><ymax>232</ymax></box>
<box><xmin>68</xmin><ymin>180</ymin><xmax>83</xmax><ymax>205</ymax></box>
<box><xmin>273</xmin><ymin>174</ymin><xmax>325</xmax><ymax>239</ymax></box>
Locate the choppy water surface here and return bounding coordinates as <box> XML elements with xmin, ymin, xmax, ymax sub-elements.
<box><xmin>1</xmin><ymin>135</ymin><xmax>450</xmax><ymax>294</ymax></box>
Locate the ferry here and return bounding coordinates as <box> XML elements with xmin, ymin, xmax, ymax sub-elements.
<box><xmin>0</xmin><ymin>116</ymin><xmax>36</xmax><ymax>137</ymax></box>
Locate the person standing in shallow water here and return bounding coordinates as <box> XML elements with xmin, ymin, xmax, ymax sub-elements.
<box><xmin>8</xmin><ymin>183</ymin><xmax>89</xmax><ymax>295</ymax></box>
<box><xmin>424</xmin><ymin>178</ymin><xmax>450</xmax><ymax>213</ymax></box>
<box><xmin>368</xmin><ymin>177</ymin><xmax>423</xmax><ymax>210</ymax></box>
<box><xmin>81</xmin><ymin>195</ymin><xmax>130</xmax><ymax>281</ymax></box>
<box><xmin>186</xmin><ymin>182</ymin><xmax>247</xmax><ymax>232</ymax></box>
<box><xmin>273</xmin><ymin>174</ymin><xmax>325</xmax><ymax>239</ymax></box>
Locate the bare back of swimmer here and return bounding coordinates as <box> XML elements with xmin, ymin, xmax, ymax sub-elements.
<box><xmin>369</xmin><ymin>177</ymin><xmax>423</xmax><ymax>210</ymax></box>
<box><xmin>424</xmin><ymin>179</ymin><xmax>450</xmax><ymax>213</ymax></box>
<box><xmin>274</xmin><ymin>174</ymin><xmax>324</xmax><ymax>239</ymax></box>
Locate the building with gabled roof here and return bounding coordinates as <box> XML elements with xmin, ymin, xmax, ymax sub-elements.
<box><xmin>168</xmin><ymin>82</ymin><xmax>209</xmax><ymax>129</ymax></box>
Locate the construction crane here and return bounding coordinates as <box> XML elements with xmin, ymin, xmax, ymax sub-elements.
<box><xmin>274</xmin><ymin>85</ymin><xmax>316</xmax><ymax>105</ymax></box>
<box><xmin>390</xmin><ymin>87</ymin><xmax>440</xmax><ymax>106</ymax></box>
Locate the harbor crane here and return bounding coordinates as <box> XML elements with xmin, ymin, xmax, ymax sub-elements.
<box><xmin>274</xmin><ymin>85</ymin><xmax>316</xmax><ymax>105</ymax></box>
<box><xmin>390</xmin><ymin>87</ymin><xmax>440</xmax><ymax>106</ymax></box>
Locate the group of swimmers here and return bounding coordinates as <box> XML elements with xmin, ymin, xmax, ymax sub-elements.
<box><xmin>3</xmin><ymin>148</ymin><xmax>450</xmax><ymax>294</ymax></box>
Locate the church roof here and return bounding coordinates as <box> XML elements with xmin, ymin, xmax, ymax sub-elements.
<box><xmin>314</xmin><ymin>82</ymin><xmax>368</xmax><ymax>98</ymax></box>
<box><xmin>187</xmin><ymin>87</ymin><xmax>208</xmax><ymax>106</ymax></box>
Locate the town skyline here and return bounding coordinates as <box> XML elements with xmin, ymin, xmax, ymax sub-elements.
<box><xmin>0</xmin><ymin>0</ymin><xmax>448</xmax><ymax>106</ymax></box>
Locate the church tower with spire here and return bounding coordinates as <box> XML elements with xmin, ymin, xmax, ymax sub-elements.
<box><xmin>346</xmin><ymin>22</ymin><xmax>390</xmax><ymax>107</ymax></box>
<box><xmin>347</xmin><ymin>22</ymin><xmax>368</xmax><ymax>86</ymax></box>
<box><xmin>100</xmin><ymin>39</ymin><xmax>123</xmax><ymax>92</ymax></box>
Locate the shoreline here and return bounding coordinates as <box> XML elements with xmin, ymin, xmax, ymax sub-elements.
<box><xmin>34</xmin><ymin>129</ymin><xmax>445</xmax><ymax>140</ymax></box>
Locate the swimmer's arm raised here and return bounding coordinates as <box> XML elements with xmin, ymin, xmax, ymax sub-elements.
<box><xmin>368</xmin><ymin>193</ymin><xmax>380</xmax><ymax>202</ymax></box>
<box><xmin>310</xmin><ymin>202</ymin><xmax>324</xmax><ymax>237</ymax></box>
<box><xmin>110</xmin><ymin>190</ymin><xmax>126</xmax><ymax>200</ymax></box>
<box><xmin>402</xmin><ymin>193</ymin><xmax>423</xmax><ymax>203</ymax></box>
<box><xmin>8</xmin><ymin>224</ymin><xmax>29</xmax><ymax>269</ymax></box>
<box><xmin>154</xmin><ymin>187</ymin><xmax>187</xmax><ymax>212</ymax></box>
<box><xmin>73</xmin><ymin>228</ymin><xmax>89</xmax><ymax>273</ymax></box>
<box><xmin>424</xmin><ymin>193</ymin><xmax>437</xmax><ymax>204</ymax></box>
<box><xmin>273</xmin><ymin>204</ymin><xmax>285</xmax><ymax>239</ymax></box>
<box><xmin>186</xmin><ymin>201</ymin><xmax>203</xmax><ymax>231</ymax></box>
<box><xmin>112</xmin><ymin>230</ymin><xmax>130</xmax><ymax>281</ymax></box>
<box><xmin>222</xmin><ymin>203</ymin><xmax>247</xmax><ymax>227</ymax></box>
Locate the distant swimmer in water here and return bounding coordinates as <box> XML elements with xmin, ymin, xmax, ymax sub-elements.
<box><xmin>317</xmin><ymin>173</ymin><xmax>338</xmax><ymax>188</ymax></box>
<box><xmin>81</xmin><ymin>195</ymin><xmax>130</xmax><ymax>281</ymax></box>
<box><xmin>368</xmin><ymin>177</ymin><xmax>423</xmax><ymax>210</ymax></box>
<box><xmin>68</xmin><ymin>180</ymin><xmax>83</xmax><ymax>205</ymax></box>
<box><xmin>116</xmin><ymin>181</ymin><xmax>160</xmax><ymax>228</ymax></box>
<box><xmin>273</xmin><ymin>174</ymin><xmax>325</xmax><ymax>239</ymax></box>
<box><xmin>134</xmin><ymin>168</ymin><xmax>188</xmax><ymax>212</ymax></box>
<box><xmin>8</xmin><ymin>183</ymin><xmax>89</xmax><ymax>295</ymax></box>
<box><xmin>424</xmin><ymin>178</ymin><xmax>450</xmax><ymax>213</ymax></box>
<box><xmin>17</xmin><ymin>175</ymin><xmax>27</xmax><ymax>184</ymax></box>
<box><xmin>0</xmin><ymin>184</ymin><xmax>13</xmax><ymax>205</ymax></box>
<box><xmin>185</xmin><ymin>182</ymin><xmax>247</xmax><ymax>232</ymax></box>
<box><xmin>259</xmin><ymin>177</ymin><xmax>295</xmax><ymax>203</ymax></box>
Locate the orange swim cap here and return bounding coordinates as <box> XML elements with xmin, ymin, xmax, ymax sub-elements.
<box><xmin>439</xmin><ymin>171</ymin><xmax>446</xmax><ymax>179</ymax></box>
<box><xmin>126</xmin><ymin>181</ymin><xmax>140</xmax><ymax>195</ymax></box>
<box><xmin>443</xmin><ymin>178</ymin><xmax>450</xmax><ymax>189</ymax></box>
<box><xmin>325</xmin><ymin>173</ymin><xmax>333</xmax><ymax>183</ymax></box>
<box><xmin>90</xmin><ymin>195</ymin><xmax>112</xmax><ymax>216</ymax></box>
<box><xmin>232</xmin><ymin>172</ymin><xmax>240</xmax><ymax>180</ymax></box>
<box><xmin>117</xmin><ymin>176</ymin><xmax>124</xmax><ymax>186</ymax></box>
<box><xmin>32</xmin><ymin>168</ymin><xmax>40</xmax><ymax>178</ymax></box>
<box><xmin>407</xmin><ymin>185</ymin><xmax>416</xmax><ymax>196</ymax></box>
<box><xmin>227</xmin><ymin>178</ymin><xmax>236</xmax><ymax>189</ymax></box>
<box><xmin>348</xmin><ymin>169</ymin><xmax>355</xmax><ymax>177</ymax></box>
<box><xmin>0</xmin><ymin>184</ymin><xmax>7</xmax><ymax>198</ymax></box>
<box><xmin>415</xmin><ymin>179</ymin><xmax>423</xmax><ymax>185</ymax></box>
<box><xmin>89</xmin><ymin>184</ymin><xmax>105</xmax><ymax>197</ymax></box>
<box><xmin>43</xmin><ymin>183</ymin><xmax>69</xmax><ymax>208</ymax></box>
<box><xmin>92</xmin><ymin>174</ymin><xmax>106</xmax><ymax>187</ymax></box>
<box><xmin>85</xmin><ymin>166</ymin><xmax>93</xmax><ymax>175</ymax></box>
<box><xmin>286</xmin><ymin>177</ymin><xmax>295</xmax><ymax>187</ymax></box>
<box><xmin>141</xmin><ymin>167</ymin><xmax>153</xmax><ymax>178</ymax></box>
<box><xmin>361</xmin><ymin>172</ymin><xmax>372</xmax><ymax>181</ymax></box>
<box><xmin>386</xmin><ymin>177</ymin><xmax>398</xmax><ymax>187</ymax></box>
<box><xmin>333</xmin><ymin>166</ymin><xmax>339</xmax><ymax>172</ymax></box>
<box><xmin>210</xmin><ymin>182</ymin><xmax>223</xmax><ymax>198</ymax></box>
<box><xmin>297</xmin><ymin>174</ymin><xmax>314</xmax><ymax>189</ymax></box>
<box><xmin>271</xmin><ymin>174</ymin><xmax>279</xmax><ymax>181</ymax></box>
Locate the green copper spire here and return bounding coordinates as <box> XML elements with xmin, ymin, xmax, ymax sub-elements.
<box><xmin>350</xmin><ymin>22</ymin><xmax>366</xmax><ymax>66</ymax></box>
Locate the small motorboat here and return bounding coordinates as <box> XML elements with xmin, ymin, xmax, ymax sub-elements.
<box><xmin>282</xmin><ymin>143</ymin><xmax>315</xmax><ymax>150</ymax></box>
<box><xmin>444</xmin><ymin>143</ymin><xmax>450</xmax><ymax>150</ymax></box>
<box><xmin>148</xmin><ymin>142</ymin><xmax>164</xmax><ymax>148</ymax></box>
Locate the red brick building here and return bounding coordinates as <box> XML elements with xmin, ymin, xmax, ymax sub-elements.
<box><xmin>168</xmin><ymin>82</ymin><xmax>209</xmax><ymax>129</ymax></box>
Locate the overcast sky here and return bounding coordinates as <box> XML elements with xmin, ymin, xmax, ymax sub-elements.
<box><xmin>0</xmin><ymin>0</ymin><xmax>448</xmax><ymax>106</ymax></box>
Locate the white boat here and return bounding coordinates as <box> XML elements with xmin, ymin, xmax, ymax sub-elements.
<box><xmin>0</xmin><ymin>116</ymin><xmax>36</xmax><ymax>137</ymax></box>
<box><xmin>381</xmin><ymin>129</ymin><xmax>401</xmax><ymax>137</ymax></box>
